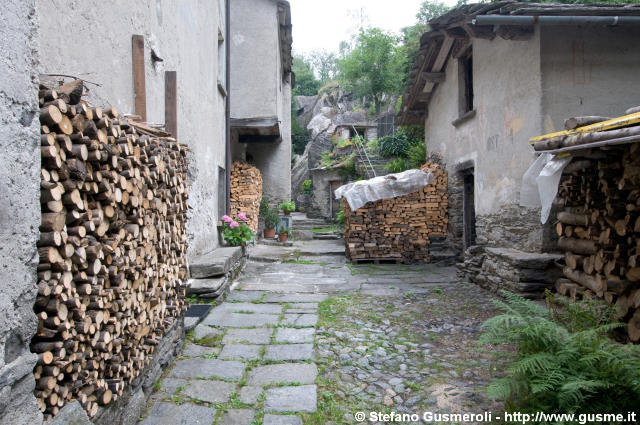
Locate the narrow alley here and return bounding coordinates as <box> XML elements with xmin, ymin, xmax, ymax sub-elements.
<box><xmin>141</xmin><ymin>218</ymin><xmax>502</xmax><ymax>424</ymax></box>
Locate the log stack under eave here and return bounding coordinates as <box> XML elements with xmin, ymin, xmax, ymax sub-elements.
<box><xmin>32</xmin><ymin>82</ymin><xmax>189</xmax><ymax>420</ymax></box>
<box><xmin>343</xmin><ymin>162</ymin><xmax>448</xmax><ymax>263</ymax></box>
<box><xmin>553</xmin><ymin>143</ymin><xmax>640</xmax><ymax>342</ymax></box>
<box><xmin>230</xmin><ymin>161</ymin><xmax>262</xmax><ymax>233</ymax></box>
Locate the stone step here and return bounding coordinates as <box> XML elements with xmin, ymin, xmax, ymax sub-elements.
<box><xmin>189</xmin><ymin>246</ymin><xmax>243</xmax><ymax>278</ymax></box>
<box><xmin>313</xmin><ymin>234</ymin><xmax>341</xmax><ymax>240</ymax></box>
<box><xmin>429</xmin><ymin>251</ymin><xmax>458</xmax><ymax>266</ymax></box>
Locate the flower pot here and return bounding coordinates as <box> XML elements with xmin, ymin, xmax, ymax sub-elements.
<box><xmin>283</xmin><ymin>210</ymin><xmax>291</xmax><ymax>216</ymax></box>
<box><xmin>263</xmin><ymin>228</ymin><xmax>276</xmax><ymax>238</ymax></box>
<box><xmin>278</xmin><ymin>233</ymin><xmax>288</xmax><ymax>242</ymax></box>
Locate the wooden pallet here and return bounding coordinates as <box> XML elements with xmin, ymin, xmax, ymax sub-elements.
<box><xmin>350</xmin><ymin>257</ymin><xmax>404</xmax><ymax>265</ymax></box>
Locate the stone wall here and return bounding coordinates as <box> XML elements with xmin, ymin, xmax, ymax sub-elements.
<box><xmin>0</xmin><ymin>1</ymin><xmax>43</xmax><ymax>424</ymax></box>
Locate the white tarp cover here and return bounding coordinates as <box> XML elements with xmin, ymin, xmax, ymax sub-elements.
<box><xmin>520</xmin><ymin>153</ymin><xmax>572</xmax><ymax>224</ymax></box>
<box><xmin>334</xmin><ymin>169</ymin><xmax>435</xmax><ymax>211</ymax></box>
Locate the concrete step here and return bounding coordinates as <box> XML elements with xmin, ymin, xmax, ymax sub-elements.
<box><xmin>189</xmin><ymin>246</ymin><xmax>244</xmax><ymax>278</ymax></box>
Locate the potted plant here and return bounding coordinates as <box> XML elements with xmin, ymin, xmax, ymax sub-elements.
<box><xmin>221</xmin><ymin>213</ymin><xmax>255</xmax><ymax>247</ymax></box>
<box><xmin>263</xmin><ymin>208</ymin><xmax>279</xmax><ymax>238</ymax></box>
<box><xmin>279</xmin><ymin>201</ymin><xmax>295</xmax><ymax>216</ymax></box>
<box><xmin>301</xmin><ymin>179</ymin><xmax>312</xmax><ymax>194</ymax></box>
<box><xmin>278</xmin><ymin>228</ymin><xmax>290</xmax><ymax>243</ymax></box>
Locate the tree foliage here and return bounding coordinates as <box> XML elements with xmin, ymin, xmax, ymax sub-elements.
<box><xmin>292</xmin><ymin>54</ymin><xmax>321</xmax><ymax>96</ymax></box>
<box><xmin>309</xmin><ymin>50</ymin><xmax>337</xmax><ymax>83</ymax></box>
<box><xmin>337</xmin><ymin>28</ymin><xmax>404</xmax><ymax>114</ymax></box>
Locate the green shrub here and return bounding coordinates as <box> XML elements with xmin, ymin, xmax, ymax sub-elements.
<box><xmin>384</xmin><ymin>158</ymin><xmax>410</xmax><ymax>173</ymax></box>
<box><xmin>480</xmin><ymin>291</ymin><xmax>640</xmax><ymax>416</ymax></box>
<box><xmin>279</xmin><ymin>201</ymin><xmax>296</xmax><ymax>212</ymax></box>
<box><xmin>379</xmin><ymin>134</ymin><xmax>410</xmax><ymax>157</ymax></box>
<box><xmin>341</xmin><ymin>154</ymin><xmax>356</xmax><ymax>177</ymax></box>
<box><xmin>302</xmin><ymin>179</ymin><xmax>312</xmax><ymax>191</ymax></box>
<box><xmin>336</xmin><ymin>205</ymin><xmax>345</xmax><ymax>226</ymax></box>
<box><xmin>259</xmin><ymin>196</ymin><xmax>270</xmax><ymax>216</ymax></box>
<box><xmin>406</xmin><ymin>142</ymin><xmax>426</xmax><ymax>169</ymax></box>
<box><xmin>366</xmin><ymin>138</ymin><xmax>379</xmax><ymax>154</ymax></box>
<box><xmin>263</xmin><ymin>208</ymin><xmax>280</xmax><ymax>229</ymax></box>
<box><xmin>320</xmin><ymin>150</ymin><xmax>334</xmax><ymax>167</ymax></box>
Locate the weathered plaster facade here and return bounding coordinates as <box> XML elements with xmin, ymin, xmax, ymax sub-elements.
<box><xmin>230</xmin><ymin>0</ymin><xmax>292</xmax><ymax>205</ymax></box>
<box><xmin>0</xmin><ymin>1</ymin><xmax>42</xmax><ymax>424</ymax></box>
<box><xmin>423</xmin><ymin>24</ymin><xmax>640</xmax><ymax>253</ymax></box>
<box><xmin>37</xmin><ymin>0</ymin><xmax>227</xmax><ymax>256</ymax></box>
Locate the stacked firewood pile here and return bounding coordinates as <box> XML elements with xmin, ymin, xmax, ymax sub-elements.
<box><xmin>343</xmin><ymin>162</ymin><xmax>448</xmax><ymax>263</ymax></box>
<box><xmin>33</xmin><ymin>81</ymin><xmax>189</xmax><ymax>420</ymax></box>
<box><xmin>552</xmin><ymin>143</ymin><xmax>640</xmax><ymax>342</ymax></box>
<box><xmin>230</xmin><ymin>161</ymin><xmax>262</xmax><ymax>233</ymax></box>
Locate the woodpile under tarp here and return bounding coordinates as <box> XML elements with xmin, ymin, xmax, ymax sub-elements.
<box><xmin>343</xmin><ymin>162</ymin><xmax>448</xmax><ymax>263</ymax></box>
<box><xmin>230</xmin><ymin>161</ymin><xmax>262</xmax><ymax>233</ymax></box>
<box><xmin>33</xmin><ymin>81</ymin><xmax>189</xmax><ymax>419</ymax></box>
<box><xmin>532</xmin><ymin>109</ymin><xmax>640</xmax><ymax>342</ymax></box>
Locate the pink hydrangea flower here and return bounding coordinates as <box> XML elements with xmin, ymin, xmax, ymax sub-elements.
<box><xmin>230</xmin><ymin>221</ymin><xmax>239</xmax><ymax>229</ymax></box>
<box><xmin>237</xmin><ymin>213</ymin><xmax>247</xmax><ymax>221</ymax></box>
<box><xmin>221</xmin><ymin>215</ymin><xmax>232</xmax><ymax>223</ymax></box>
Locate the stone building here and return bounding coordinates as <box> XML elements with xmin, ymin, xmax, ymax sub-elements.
<box><xmin>399</xmin><ymin>1</ymin><xmax>640</xmax><ymax>294</ymax></box>
<box><xmin>0</xmin><ymin>0</ymin><xmax>292</xmax><ymax>423</ymax></box>
<box><xmin>230</xmin><ymin>0</ymin><xmax>293</xmax><ymax>206</ymax></box>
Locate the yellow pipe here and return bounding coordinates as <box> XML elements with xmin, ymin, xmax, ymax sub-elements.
<box><xmin>529</xmin><ymin>111</ymin><xmax>640</xmax><ymax>144</ymax></box>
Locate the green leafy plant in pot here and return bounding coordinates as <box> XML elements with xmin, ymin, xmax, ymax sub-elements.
<box><xmin>221</xmin><ymin>213</ymin><xmax>255</xmax><ymax>246</ymax></box>
<box><xmin>263</xmin><ymin>208</ymin><xmax>279</xmax><ymax>238</ymax></box>
<box><xmin>279</xmin><ymin>201</ymin><xmax>295</xmax><ymax>216</ymax></box>
<box><xmin>278</xmin><ymin>228</ymin><xmax>290</xmax><ymax>243</ymax></box>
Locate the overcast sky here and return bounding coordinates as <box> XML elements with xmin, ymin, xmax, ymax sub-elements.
<box><xmin>288</xmin><ymin>0</ymin><xmax>458</xmax><ymax>55</ymax></box>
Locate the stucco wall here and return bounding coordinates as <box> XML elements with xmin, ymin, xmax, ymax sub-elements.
<box><xmin>37</xmin><ymin>0</ymin><xmax>227</xmax><ymax>256</ymax></box>
<box><xmin>231</xmin><ymin>0</ymin><xmax>292</xmax><ymax>204</ymax></box>
<box><xmin>541</xmin><ymin>25</ymin><xmax>640</xmax><ymax>133</ymax></box>
<box><xmin>424</xmin><ymin>30</ymin><xmax>545</xmax><ymax>250</ymax></box>
<box><xmin>0</xmin><ymin>1</ymin><xmax>42</xmax><ymax>424</ymax></box>
<box><xmin>230</xmin><ymin>0</ymin><xmax>279</xmax><ymax>120</ymax></box>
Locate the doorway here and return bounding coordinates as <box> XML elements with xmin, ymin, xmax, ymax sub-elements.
<box><xmin>462</xmin><ymin>170</ymin><xmax>476</xmax><ymax>248</ymax></box>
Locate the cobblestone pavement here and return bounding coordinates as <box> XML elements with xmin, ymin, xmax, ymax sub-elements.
<box><xmin>140</xmin><ymin>241</ymin><xmax>503</xmax><ymax>424</ymax></box>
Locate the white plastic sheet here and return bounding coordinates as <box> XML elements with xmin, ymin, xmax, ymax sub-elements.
<box><xmin>537</xmin><ymin>155</ymin><xmax>572</xmax><ymax>224</ymax></box>
<box><xmin>334</xmin><ymin>169</ymin><xmax>435</xmax><ymax>211</ymax></box>
<box><xmin>520</xmin><ymin>153</ymin><xmax>572</xmax><ymax>224</ymax></box>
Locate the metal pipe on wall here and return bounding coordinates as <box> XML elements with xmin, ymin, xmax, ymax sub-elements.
<box><xmin>225</xmin><ymin>0</ymin><xmax>231</xmax><ymax>214</ymax></box>
<box><xmin>473</xmin><ymin>15</ymin><xmax>640</xmax><ymax>26</ymax></box>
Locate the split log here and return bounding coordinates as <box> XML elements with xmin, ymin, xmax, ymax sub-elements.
<box><xmin>563</xmin><ymin>116</ymin><xmax>612</xmax><ymax>130</ymax></box>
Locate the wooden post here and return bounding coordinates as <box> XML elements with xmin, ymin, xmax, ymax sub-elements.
<box><xmin>165</xmin><ymin>71</ymin><xmax>177</xmax><ymax>138</ymax></box>
<box><xmin>131</xmin><ymin>35</ymin><xmax>146</xmax><ymax>121</ymax></box>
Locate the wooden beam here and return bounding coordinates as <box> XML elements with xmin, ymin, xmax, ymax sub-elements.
<box><xmin>238</xmin><ymin>135</ymin><xmax>280</xmax><ymax>144</ymax></box>
<box><xmin>164</xmin><ymin>71</ymin><xmax>177</xmax><ymax>138</ymax></box>
<box><xmin>132</xmin><ymin>35</ymin><xmax>146</xmax><ymax>121</ymax></box>
<box><xmin>422</xmin><ymin>37</ymin><xmax>454</xmax><ymax>94</ymax></box>
<box><xmin>421</xmin><ymin>72</ymin><xmax>445</xmax><ymax>83</ymax></box>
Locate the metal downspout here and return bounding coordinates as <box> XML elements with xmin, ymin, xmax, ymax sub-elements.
<box><xmin>225</xmin><ymin>0</ymin><xmax>231</xmax><ymax>215</ymax></box>
<box><xmin>472</xmin><ymin>15</ymin><xmax>640</xmax><ymax>26</ymax></box>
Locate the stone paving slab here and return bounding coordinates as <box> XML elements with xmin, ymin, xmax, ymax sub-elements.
<box><xmin>159</xmin><ymin>378</ymin><xmax>188</xmax><ymax>395</ymax></box>
<box><xmin>140</xmin><ymin>402</ymin><xmax>216</xmax><ymax>425</ymax></box>
<box><xmin>226</xmin><ymin>291</ymin><xmax>266</xmax><ymax>302</ymax></box>
<box><xmin>169</xmin><ymin>359</ymin><xmax>245</xmax><ymax>380</ymax></box>
<box><xmin>181</xmin><ymin>343</ymin><xmax>219</xmax><ymax>358</ymax></box>
<box><xmin>202</xmin><ymin>311</ymin><xmax>280</xmax><ymax>327</ymax></box>
<box><xmin>238</xmin><ymin>385</ymin><xmax>263</xmax><ymax>405</ymax></box>
<box><xmin>264</xmin><ymin>344</ymin><xmax>314</xmax><ymax>361</ymax></box>
<box><xmin>247</xmin><ymin>363</ymin><xmax>318</xmax><ymax>386</ymax></box>
<box><xmin>263</xmin><ymin>414</ymin><xmax>303</xmax><ymax>425</ymax></box>
<box><xmin>219</xmin><ymin>344</ymin><xmax>262</xmax><ymax>360</ymax></box>
<box><xmin>215</xmin><ymin>302</ymin><xmax>283</xmax><ymax>314</ymax></box>
<box><xmin>218</xmin><ymin>409</ymin><xmax>255</xmax><ymax>425</ymax></box>
<box><xmin>281</xmin><ymin>313</ymin><xmax>318</xmax><ymax>327</ymax></box>
<box><xmin>264</xmin><ymin>385</ymin><xmax>317</xmax><ymax>413</ymax></box>
<box><xmin>263</xmin><ymin>293</ymin><xmax>328</xmax><ymax>303</ymax></box>
<box><xmin>274</xmin><ymin>328</ymin><xmax>315</xmax><ymax>344</ymax></box>
<box><xmin>222</xmin><ymin>328</ymin><xmax>273</xmax><ymax>345</ymax></box>
<box><xmin>236</xmin><ymin>283</ymin><xmax>323</xmax><ymax>293</ymax></box>
<box><xmin>193</xmin><ymin>324</ymin><xmax>224</xmax><ymax>340</ymax></box>
<box><xmin>181</xmin><ymin>380</ymin><xmax>236</xmax><ymax>404</ymax></box>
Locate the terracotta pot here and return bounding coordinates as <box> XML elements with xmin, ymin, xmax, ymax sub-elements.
<box><xmin>278</xmin><ymin>233</ymin><xmax>288</xmax><ymax>242</ymax></box>
<box><xmin>263</xmin><ymin>228</ymin><xmax>276</xmax><ymax>238</ymax></box>
<box><xmin>283</xmin><ymin>210</ymin><xmax>291</xmax><ymax>216</ymax></box>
